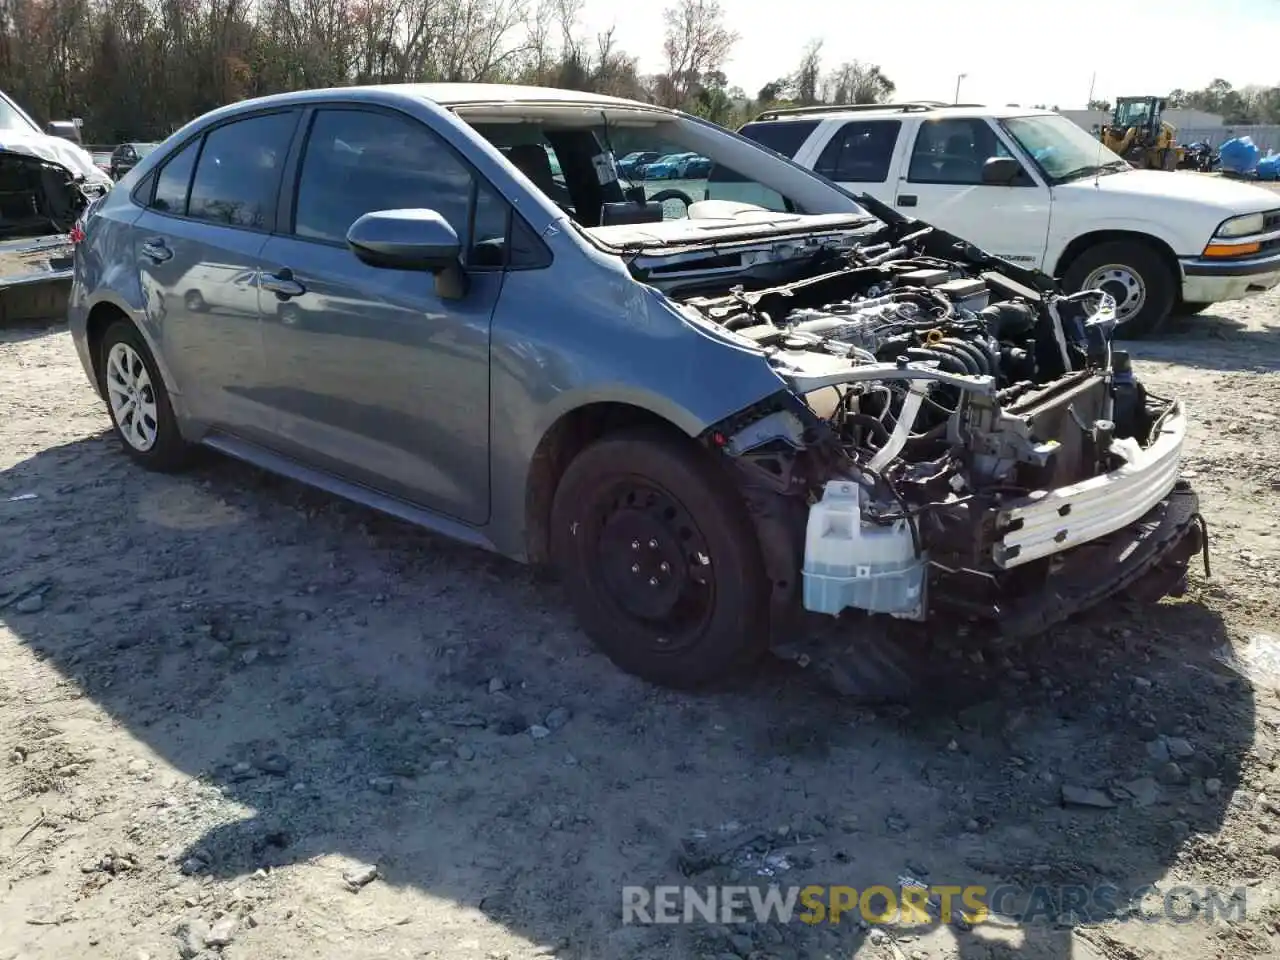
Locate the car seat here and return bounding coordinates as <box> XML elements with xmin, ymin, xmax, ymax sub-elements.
<box><xmin>506</xmin><ymin>144</ymin><xmax>558</xmax><ymax>198</ymax></box>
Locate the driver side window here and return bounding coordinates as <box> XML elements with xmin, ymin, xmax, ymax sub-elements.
<box><xmin>293</xmin><ymin>108</ymin><xmax>473</xmax><ymax>248</ymax></box>
<box><xmin>907</xmin><ymin>118</ymin><xmax>1025</xmax><ymax>185</ymax></box>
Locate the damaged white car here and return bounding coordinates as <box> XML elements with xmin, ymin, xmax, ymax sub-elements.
<box><xmin>67</xmin><ymin>84</ymin><xmax>1206</xmax><ymax>692</ymax></box>
<box><xmin>0</xmin><ymin>88</ymin><xmax>111</xmax><ymax>322</ymax></box>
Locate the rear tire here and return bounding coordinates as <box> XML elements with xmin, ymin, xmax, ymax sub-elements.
<box><xmin>98</xmin><ymin>319</ymin><xmax>193</xmax><ymax>472</ymax></box>
<box><xmin>1063</xmin><ymin>240</ymin><xmax>1175</xmax><ymax>339</ymax></box>
<box><xmin>549</xmin><ymin>428</ymin><xmax>770</xmax><ymax>688</ymax></box>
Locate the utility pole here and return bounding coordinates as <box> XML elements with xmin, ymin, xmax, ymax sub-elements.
<box><xmin>954</xmin><ymin>73</ymin><xmax>967</xmax><ymax>104</ymax></box>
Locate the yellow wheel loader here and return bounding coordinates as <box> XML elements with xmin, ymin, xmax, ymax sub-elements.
<box><xmin>1099</xmin><ymin>96</ymin><xmax>1183</xmax><ymax>170</ymax></box>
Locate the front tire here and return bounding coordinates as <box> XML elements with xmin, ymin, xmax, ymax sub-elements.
<box><xmin>550</xmin><ymin>428</ymin><xmax>770</xmax><ymax>689</ymax></box>
<box><xmin>1063</xmin><ymin>240</ymin><xmax>1175</xmax><ymax>339</ymax></box>
<box><xmin>99</xmin><ymin>320</ymin><xmax>193</xmax><ymax>472</ymax></box>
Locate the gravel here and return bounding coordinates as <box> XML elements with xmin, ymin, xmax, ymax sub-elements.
<box><xmin>2</xmin><ymin>269</ymin><xmax>1279</xmax><ymax>960</ymax></box>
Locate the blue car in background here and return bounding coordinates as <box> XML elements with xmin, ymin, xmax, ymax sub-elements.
<box><xmin>617</xmin><ymin>150</ymin><xmax>660</xmax><ymax>178</ymax></box>
<box><xmin>643</xmin><ymin>152</ymin><xmax>699</xmax><ymax>179</ymax></box>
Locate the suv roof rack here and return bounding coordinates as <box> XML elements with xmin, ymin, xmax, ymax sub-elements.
<box><xmin>751</xmin><ymin>101</ymin><xmax>986</xmax><ymax>122</ymax></box>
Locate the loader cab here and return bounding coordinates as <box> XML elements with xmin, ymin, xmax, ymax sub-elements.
<box><xmin>1111</xmin><ymin>97</ymin><xmax>1164</xmax><ymax>136</ymax></box>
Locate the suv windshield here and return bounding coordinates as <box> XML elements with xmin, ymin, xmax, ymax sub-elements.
<box><xmin>1002</xmin><ymin>114</ymin><xmax>1130</xmax><ymax>183</ymax></box>
<box><xmin>0</xmin><ymin>93</ymin><xmax>40</xmax><ymax>134</ymax></box>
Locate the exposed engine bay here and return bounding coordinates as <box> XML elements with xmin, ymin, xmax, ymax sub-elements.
<box><xmin>667</xmin><ymin>201</ymin><xmax>1205</xmax><ymax>637</ymax></box>
<box><xmin>0</xmin><ymin>148</ymin><xmax>107</xmax><ymax>239</ymax></box>
<box><xmin>0</xmin><ymin>149</ymin><xmax>109</xmax><ymax>323</ymax></box>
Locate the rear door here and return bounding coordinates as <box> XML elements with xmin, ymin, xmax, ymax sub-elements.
<box><xmin>130</xmin><ymin>109</ymin><xmax>300</xmax><ymax>442</ymax></box>
<box><xmin>805</xmin><ymin>118</ymin><xmax>904</xmax><ymax>205</ymax></box>
<box><xmin>894</xmin><ymin>117</ymin><xmax>1051</xmax><ymax>267</ymax></box>
<box><xmin>255</xmin><ymin>105</ymin><xmax>504</xmax><ymax>525</ymax></box>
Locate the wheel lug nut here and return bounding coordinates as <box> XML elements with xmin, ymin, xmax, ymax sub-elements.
<box><xmin>659</xmin><ymin>562</ymin><xmax>670</xmax><ymax>572</ymax></box>
<box><xmin>648</xmin><ymin>539</ymin><xmax>658</xmax><ymax>549</ymax></box>
<box><xmin>631</xmin><ymin>540</ymin><xmax>640</xmax><ymax>551</ymax></box>
<box><xmin>631</xmin><ymin>564</ymin><xmax>640</xmax><ymax>574</ymax></box>
<box><xmin>648</xmin><ymin>577</ymin><xmax>658</xmax><ymax>586</ymax></box>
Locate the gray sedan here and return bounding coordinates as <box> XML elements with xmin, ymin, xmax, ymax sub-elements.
<box><xmin>67</xmin><ymin>83</ymin><xmax>1203</xmax><ymax>693</ymax></box>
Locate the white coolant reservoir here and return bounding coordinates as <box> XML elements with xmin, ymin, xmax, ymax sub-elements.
<box><xmin>802</xmin><ymin>481</ymin><xmax>926</xmax><ymax>619</ymax></box>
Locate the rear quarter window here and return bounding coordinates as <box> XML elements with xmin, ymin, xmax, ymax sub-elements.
<box><xmin>736</xmin><ymin>120</ymin><xmax>821</xmax><ymax>159</ymax></box>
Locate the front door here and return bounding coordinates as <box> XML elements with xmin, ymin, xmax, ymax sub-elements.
<box><xmin>894</xmin><ymin>117</ymin><xmax>1052</xmax><ymax>269</ymax></box>
<box><xmin>257</xmin><ymin>106</ymin><xmax>503</xmax><ymax>526</ymax></box>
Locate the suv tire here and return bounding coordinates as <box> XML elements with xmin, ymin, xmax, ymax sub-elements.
<box><xmin>1063</xmin><ymin>240</ymin><xmax>1175</xmax><ymax>339</ymax></box>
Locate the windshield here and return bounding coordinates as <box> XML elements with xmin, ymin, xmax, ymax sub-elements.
<box><xmin>0</xmin><ymin>93</ymin><xmax>40</xmax><ymax>134</ymax></box>
<box><xmin>1002</xmin><ymin>114</ymin><xmax>1129</xmax><ymax>182</ymax></box>
<box><xmin>460</xmin><ymin>110</ymin><xmax>869</xmax><ymax>229</ymax></box>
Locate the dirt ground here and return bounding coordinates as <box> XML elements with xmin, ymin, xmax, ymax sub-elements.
<box><xmin>2</xmin><ymin>271</ymin><xmax>1280</xmax><ymax>960</ymax></box>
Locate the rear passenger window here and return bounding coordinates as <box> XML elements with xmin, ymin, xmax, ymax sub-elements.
<box><xmin>151</xmin><ymin>138</ymin><xmax>199</xmax><ymax>215</ymax></box>
<box><xmin>187</xmin><ymin>112</ymin><xmax>297</xmax><ymax>230</ymax></box>
<box><xmin>293</xmin><ymin>109</ymin><xmax>472</xmax><ymax>247</ymax></box>
<box><xmin>813</xmin><ymin>121</ymin><xmax>901</xmax><ymax>182</ymax></box>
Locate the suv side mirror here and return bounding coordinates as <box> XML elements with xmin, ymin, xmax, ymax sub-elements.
<box><xmin>347</xmin><ymin>209</ymin><xmax>468</xmax><ymax>298</ymax></box>
<box><xmin>46</xmin><ymin>120</ymin><xmax>83</xmax><ymax>144</ymax></box>
<box><xmin>981</xmin><ymin>156</ymin><xmax>1021</xmax><ymax>186</ymax></box>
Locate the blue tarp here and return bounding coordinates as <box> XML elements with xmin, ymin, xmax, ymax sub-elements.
<box><xmin>1218</xmin><ymin>136</ymin><xmax>1261</xmax><ymax>175</ymax></box>
<box><xmin>1257</xmin><ymin>153</ymin><xmax>1280</xmax><ymax>181</ymax></box>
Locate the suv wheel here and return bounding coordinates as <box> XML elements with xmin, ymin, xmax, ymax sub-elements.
<box><xmin>1064</xmin><ymin>240</ymin><xmax>1175</xmax><ymax>339</ymax></box>
<box><xmin>550</xmin><ymin>428</ymin><xmax>769</xmax><ymax>688</ymax></box>
<box><xmin>99</xmin><ymin>320</ymin><xmax>193</xmax><ymax>471</ymax></box>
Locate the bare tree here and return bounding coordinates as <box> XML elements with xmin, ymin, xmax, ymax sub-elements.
<box><xmin>824</xmin><ymin>60</ymin><xmax>895</xmax><ymax>105</ymax></box>
<box><xmin>657</xmin><ymin>0</ymin><xmax>737</xmax><ymax>108</ymax></box>
<box><xmin>789</xmin><ymin>39</ymin><xmax>821</xmax><ymax>106</ymax></box>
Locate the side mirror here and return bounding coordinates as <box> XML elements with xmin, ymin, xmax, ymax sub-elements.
<box><xmin>347</xmin><ymin>209</ymin><xmax>468</xmax><ymax>298</ymax></box>
<box><xmin>981</xmin><ymin>156</ymin><xmax>1021</xmax><ymax>186</ymax></box>
<box><xmin>46</xmin><ymin>120</ymin><xmax>82</xmax><ymax>144</ymax></box>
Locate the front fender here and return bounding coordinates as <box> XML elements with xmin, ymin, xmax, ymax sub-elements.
<box><xmin>1047</xmin><ymin>215</ymin><xmax>1208</xmax><ymax>274</ymax></box>
<box><xmin>485</xmin><ymin>228</ymin><xmax>793</xmax><ymax>558</ymax></box>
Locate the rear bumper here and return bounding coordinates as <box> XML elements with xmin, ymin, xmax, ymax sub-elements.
<box><xmin>1179</xmin><ymin>249</ymin><xmax>1280</xmax><ymax>303</ymax></box>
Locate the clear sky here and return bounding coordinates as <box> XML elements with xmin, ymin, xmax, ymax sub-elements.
<box><xmin>578</xmin><ymin>0</ymin><xmax>1280</xmax><ymax>108</ymax></box>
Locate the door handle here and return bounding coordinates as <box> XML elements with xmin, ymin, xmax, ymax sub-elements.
<box><xmin>896</xmin><ymin>195</ymin><xmax>918</xmax><ymax>207</ymax></box>
<box><xmin>261</xmin><ymin>268</ymin><xmax>306</xmax><ymax>300</ymax></box>
<box><xmin>141</xmin><ymin>238</ymin><xmax>172</xmax><ymax>262</ymax></box>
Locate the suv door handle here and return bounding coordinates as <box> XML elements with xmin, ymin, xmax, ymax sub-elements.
<box><xmin>896</xmin><ymin>195</ymin><xmax>918</xmax><ymax>207</ymax></box>
<box><xmin>261</xmin><ymin>268</ymin><xmax>306</xmax><ymax>300</ymax></box>
<box><xmin>141</xmin><ymin>238</ymin><xmax>172</xmax><ymax>263</ymax></box>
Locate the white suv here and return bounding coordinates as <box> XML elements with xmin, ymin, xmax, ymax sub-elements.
<box><xmin>711</xmin><ymin>102</ymin><xmax>1280</xmax><ymax>337</ymax></box>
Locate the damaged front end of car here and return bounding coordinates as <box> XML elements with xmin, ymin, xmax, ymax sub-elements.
<box><xmin>677</xmin><ymin>202</ymin><xmax>1207</xmax><ymax>641</ymax></box>
<box><xmin>0</xmin><ymin>148</ymin><xmax>110</xmax><ymax>323</ymax></box>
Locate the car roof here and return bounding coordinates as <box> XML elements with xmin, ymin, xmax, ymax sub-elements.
<box><xmin>217</xmin><ymin>82</ymin><xmax>677</xmax><ymax>114</ymax></box>
<box><xmin>748</xmin><ymin>102</ymin><xmax>1058</xmax><ymax>123</ymax></box>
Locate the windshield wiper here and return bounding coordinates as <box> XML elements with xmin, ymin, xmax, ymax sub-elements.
<box><xmin>1053</xmin><ymin>165</ymin><xmax>1104</xmax><ymax>182</ymax></box>
<box><xmin>1055</xmin><ymin>160</ymin><xmax>1129</xmax><ymax>183</ymax></box>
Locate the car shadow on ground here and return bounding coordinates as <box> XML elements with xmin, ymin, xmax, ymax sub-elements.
<box><xmin>1124</xmin><ymin>310</ymin><xmax>1280</xmax><ymax>374</ymax></box>
<box><xmin>0</xmin><ymin>431</ymin><xmax>1261</xmax><ymax>960</ymax></box>
<box><xmin>0</xmin><ymin>319</ymin><xmax>66</xmax><ymax>345</ymax></box>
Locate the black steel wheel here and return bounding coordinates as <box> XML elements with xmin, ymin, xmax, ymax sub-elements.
<box><xmin>550</xmin><ymin>427</ymin><xmax>770</xmax><ymax>688</ymax></box>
